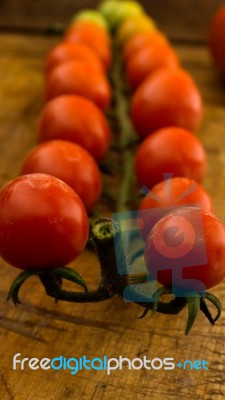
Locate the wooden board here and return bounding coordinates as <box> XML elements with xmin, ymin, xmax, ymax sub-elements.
<box><xmin>0</xmin><ymin>31</ymin><xmax>225</xmax><ymax>400</ymax></box>
<box><xmin>0</xmin><ymin>0</ymin><xmax>224</xmax><ymax>41</ymax></box>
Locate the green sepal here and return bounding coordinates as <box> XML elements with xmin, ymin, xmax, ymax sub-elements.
<box><xmin>7</xmin><ymin>270</ymin><xmax>40</xmax><ymax>305</ymax></box>
<box><xmin>185</xmin><ymin>297</ymin><xmax>200</xmax><ymax>336</ymax></box>
<box><xmin>44</xmin><ymin>267</ymin><xmax>88</xmax><ymax>294</ymax></box>
<box><xmin>7</xmin><ymin>266</ymin><xmax>87</xmax><ymax>305</ymax></box>
<box><xmin>202</xmin><ymin>292</ymin><xmax>222</xmax><ymax>324</ymax></box>
<box><xmin>151</xmin><ymin>286</ymin><xmax>174</xmax><ymax>315</ymax></box>
<box><xmin>138</xmin><ymin>308</ymin><xmax>149</xmax><ymax>319</ymax></box>
<box><xmin>200</xmin><ymin>298</ymin><xmax>215</xmax><ymax>325</ymax></box>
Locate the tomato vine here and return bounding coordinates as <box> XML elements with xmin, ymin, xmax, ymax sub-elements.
<box><xmin>2</xmin><ymin>1</ymin><xmax>224</xmax><ymax>335</ymax></box>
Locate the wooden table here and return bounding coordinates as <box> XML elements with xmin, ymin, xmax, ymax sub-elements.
<box><xmin>0</xmin><ymin>2</ymin><xmax>225</xmax><ymax>399</ymax></box>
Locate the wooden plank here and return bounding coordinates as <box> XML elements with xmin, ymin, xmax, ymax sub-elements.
<box><xmin>0</xmin><ymin>32</ymin><xmax>225</xmax><ymax>399</ymax></box>
<box><xmin>0</xmin><ymin>0</ymin><xmax>224</xmax><ymax>41</ymax></box>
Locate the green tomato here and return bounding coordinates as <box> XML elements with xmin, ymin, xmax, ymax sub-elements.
<box><xmin>99</xmin><ymin>0</ymin><xmax>144</xmax><ymax>29</ymax></box>
<box><xmin>71</xmin><ymin>9</ymin><xmax>109</xmax><ymax>31</ymax></box>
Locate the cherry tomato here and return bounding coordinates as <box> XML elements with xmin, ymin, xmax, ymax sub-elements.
<box><xmin>64</xmin><ymin>21</ymin><xmax>112</xmax><ymax>69</ymax></box>
<box><xmin>71</xmin><ymin>9</ymin><xmax>109</xmax><ymax>31</ymax></box>
<box><xmin>20</xmin><ymin>141</ymin><xmax>102</xmax><ymax>212</ymax></box>
<box><xmin>135</xmin><ymin>127</ymin><xmax>207</xmax><ymax>189</ymax></box>
<box><xmin>140</xmin><ymin>177</ymin><xmax>213</xmax><ymax>212</ymax></box>
<box><xmin>45</xmin><ymin>42</ymin><xmax>104</xmax><ymax>76</ymax></box>
<box><xmin>116</xmin><ymin>14</ymin><xmax>157</xmax><ymax>45</ymax></box>
<box><xmin>126</xmin><ymin>42</ymin><xmax>180</xmax><ymax>89</ymax></box>
<box><xmin>123</xmin><ymin>30</ymin><xmax>169</xmax><ymax>62</ymax></box>
<box><xmin>38</xmin><ymin>95</ymin><xmax>111</xmax><ymax>161</ymax></box>
<box><xmin>131</xmin><ymin>68</ymin><xmax>203</xmax><ymax>138</ymax></box>
<box><xmin>45</xmin><ymin>60</ymin><xmax>112</xmax><ymax>111</ymax></box>
<box><xmin>145</xmin><ymin>207</ymin><xmax>225</xmax><ymax>290</ymax></box>
<box><xmin>99</xmin><ymin>0</ymin><xmax>144</xmax><ymax>29</ymax></box>
<box><xmin>139</xmin><ymin>177</ymin><xmax>213</xmax><ymax>240</ymax></box>
<box><xmin>0</xmin><ymin>174</ymin><xmax>89</xmax><ymax>270</ymax></box>
<box><xmin>208</xmin><ymin>5</ymin><xmax>225</xmax><ymax>76</ymax></box>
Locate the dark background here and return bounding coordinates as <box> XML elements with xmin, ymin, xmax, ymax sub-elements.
<box><xmin>0</xmin><ymin>0</ymin><xmax>224</xmax><ymax>41</ymax></box>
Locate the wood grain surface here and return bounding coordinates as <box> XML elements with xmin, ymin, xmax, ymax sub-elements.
<box><xmin>0</xmin><ymin>5</ymin><xmax>225</xmax><ymax>400</ymax></box>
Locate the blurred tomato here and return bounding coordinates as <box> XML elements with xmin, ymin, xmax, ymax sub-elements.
<box><xmin>64</xmin><ymin>21</ymin><xmax>112</xmax><ymax>69</ymax></box>
<box><xmin>126</xmin><ymin>42</ymin><xmax>180</xmax><ymax>89</ymax></box>
<box><xmin>116</xmin><ymin>14</ymin><xmax>157</xmax><ymax>45</ymax></box>
<box><xmin>45</xmin><ymin>42</ymin><xmax>104</xmax><ymax>75</ymax></box>
<box><xmin>38</xmin><ymin>95</ymin><xmax>111</xmax><ymax>161</ymax></box>
<box><xmin>45</xmin><ymin>60</ymin><xmax>112</xmax><ymax>111</ymax></box>
<box><xmin>99</xmin><ymin>0</ymin><xmax>144</xmax><ymax>29</ymax></box>
<box><xmin>71</xmin><ymin>9</ymin><xmax>109</xmax><ymax>31</ymax></box>
<box><xmin>123</xmin><ymin>31</ymin><xmax>169</xmax><ymax>62</ymax></box>
<box><xmin>20</xmin><ymin>140</ymin><xmax>102</xmax><ymax>212</ymax></box>
<box><xmin>135</xmin><ymin>127</ymin><xmax>207</xmax><ymax>189</ymax></box>
<box><xmin>131</xmin><ymin>68</ymin><xmax>203</xmax><ymax>138</ymax></box>
<box><xmin>208</xmin><ymin>5</ymin><xmax>225</xmax><ymax>76</ymax></box>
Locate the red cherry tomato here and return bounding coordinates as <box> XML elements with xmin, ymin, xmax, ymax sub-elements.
<box><xmin>0</xmin><ymin>174</ymin><xmax>89</xmax><ymax>270</ymax></box>
<box><xmin>126</xmin><ymin>42</ymin><xmax>180</xmax><ymax>89</ymax></box>
<box><xmin>123</xmin><ymin>31</ymin><xmax>169</xmax><ymax>62</ymax></box>
<box><xmin>135</xmin><ymin>127</ymin><xmax>207</xmax><ymax>189</ymax></box>
<box><xmin>44</xmin><ymin>42</ymin><xmax>104</xmax><ymax>75</ymax></box>
<box><xmin>140</xmin><ymin>177</ymin><xmax>213</xmax><ymax>212</ymax></box>
<box><xmin>64</xmin><ymin>21</ymin><xmax>112</xmax><ymax>69</ymax></box>
<box><xmin>45</xmin><ymin>60</ymin><xmax>112</xmax><ymax>111</ymax></box>
<box><xmin>131</xmin><ymin>68</ymin><xmax>203</xmax><ymax>138</ymax></box>
<box><xmin>208</xmin><ymin>5</ymin><xmax>225</xmax><ymax>76</ymax></box>
<box><xmin>139</xmin><ymin>177</ymin><xmax>213</xmax><ymax>240</ymax></box>
<box><xmin>20</xmin><ymin>140</ymin><xmax>102</xmax><ymax>212</ymax></box>
<box><xmin>145</xmin><ymin>207</ymin><xmax>225</xmax><ymax>290</ymax></box>
<box><xmin>38</xmin><ymin>95</ymin><xmax>111</xmax><ymax>161</ymax></box>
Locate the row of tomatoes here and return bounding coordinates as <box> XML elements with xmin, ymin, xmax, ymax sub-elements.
<box><xmin>0</xmin><ymin>1</ymin><xmax>225</xmax><ymax>293</ymax></box>
<box><xmin>0</xmin><ymin>8</ymin><xmax>115</xmax><ymax>270</ymax></box>
<box><xmin>114</xmin><ymin>1</ymin><xmax>225</xmax><ymax>292</ymax></box>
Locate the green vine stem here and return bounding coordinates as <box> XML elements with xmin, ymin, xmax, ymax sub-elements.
<box><xmin>40</xmin><ymin>275</ymin><xmax>112</xmax><ymax>303</ymax></box>
<box><xmin>92</xmin><ymin>218</ymin><xmax>188</xmax><ymax>315</ymax></box>
<box><xmin>111</xmin><ymin>44</ymin><xmax>138</xmax><ymax>212</ymax></box>
<box><xmin>7</xmin><ymin>267</ymin><xmax>113</xmax><ymax>305</ymax></box>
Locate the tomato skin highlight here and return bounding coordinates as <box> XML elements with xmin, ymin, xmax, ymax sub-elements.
<box><xmin>144</xmin><ymin>207</ymin><xmax>225</xmax><ymax>291</ymax></box>
<box><xmin>135</xmin><ymin>127</ymin><xmax>207</xmax><ymax>189</ymax></box>
<box><xmin>208</xmin><ymin>5</ymin><xmax>225</xmax><ymax>76</ymax></box>
<box><xmin>44</xmin><ymin>60</ymin><xmax>112</xmax><ymax>111</ymax></box>
<box><xmin>20</xmin><ymin>141</ymin><xmax>102</xmax><ymax>212</ymax></box>
<box><xmin>38</xmin><ymin>95</ymin><xmax>111</xmax><ymax>161</ymax></box>
<box><xmin>126</xmin><ymin>42</ymin><xmax>180</xmax><ymax>89</ymax></box>
<box><xmin>131</xmin><ymin>68</ymin><xmax>203</xmax><ymax>138</ymax></box>
<box><xmin>44</xmin><ymin>42</ymin><xmax>104</xmax><ymax>76</ymax></box>
<box><xmin>0</xmin><ymin>174</ymin><xmax>89</xmax><ymax>270</ymax></box>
